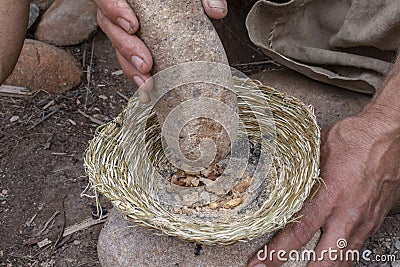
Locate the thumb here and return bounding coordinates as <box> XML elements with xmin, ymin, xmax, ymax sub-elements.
<box><xmin>201</xmin><ymin>0</ymin><xmax>228</xmax><ymax>19</ymax></box>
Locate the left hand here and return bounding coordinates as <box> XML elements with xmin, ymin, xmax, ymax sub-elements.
<box><xmin>93</xmin><ymin>0</ymin><xmax>228</xmax><ymax>88</ymax></box>
<box><xmin>248</xmin><ymin>109</ymin><xmax>400</xmax><ymax>266</ymax></box>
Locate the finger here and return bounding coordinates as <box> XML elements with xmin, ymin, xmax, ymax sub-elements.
<box><xmin>94</xmin><ymin>0</ymin><xmax>138</xmax><ymax>34</ymax></box>
<box><xmin>98</xmin><ymin>9</ymin><xmax>153</xmax><ymax>75</ymax></box>
<box><xmin>201</xmin><ymin>0</ymin><xmax>228</xmax><ymax>19</ymax></box>
<box><xmin>247</xmin><ymin>191</ymin><xmax>331</xmax><ymax>267</ymax></box>
<box><xmin>139</xmin><ymin>90</ymin><xmax>150</xmax><ymax>104</ymax></box>
<box><xmin>115</xmin><ymin>50</ymin><xmax>152</xmax><ymax>104</ymax></box>
<box><xmin>307</xmin><ymin>222</ymin><xmax>352</xmax><ymax>267</ymax></box>
<box><xmin>115</xmin><ymin>50</ymin><xmax>150</xmax><ymax>87</ymax></box>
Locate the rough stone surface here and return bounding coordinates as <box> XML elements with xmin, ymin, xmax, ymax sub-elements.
<box><xmin>35</xmin><ymin>0</ymin><xmax>98</xmax><ymax>46</ymax></box>
<box><xmin>98</xmin><ymin>209</ymin><xmax>320</xmax><ymax>267</ymax></box>
<box><xmin>5</xmin><ymin>39</ymin><xmax>82</xmax><ymax>95</ymax></box>
<box><xmin>28</xmin><ymin>3</ymin><xmax>40</xmax><ymax>29</ymax></box>
<box><xmin>127</xmin><ymin>0</ymin><xmax>237</xmax><ymax>168</ymax></box>
<box><xmin>31</xmin><ymin>0</ymin><xmax>55</xmax><ymax>11</ymax></box>
<box><xmin>250</xmin><ymin>69</ymin><xmax>372</xmax><ymax>129</ymax></box>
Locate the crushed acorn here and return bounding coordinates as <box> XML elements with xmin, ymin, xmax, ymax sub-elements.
<box><xmin>167</xmin><ymin>161</ymin><xmax>226</xmax><ymax>188</ymax></box>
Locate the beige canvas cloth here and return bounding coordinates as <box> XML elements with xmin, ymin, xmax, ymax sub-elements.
<box><xmin>246</xmin><ymin>0</ymin><xmax>400</xmax><ymax>94</ymax></box>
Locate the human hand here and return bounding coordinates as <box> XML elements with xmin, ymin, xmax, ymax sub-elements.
<box><xmin>247</xmin><ymin>110</ymin><xmax>400</xmax><ymax>266</ymax></box>
<box><xmin>94</xmin><ymin>0</ymin><xmax>228</xmax><ymax>89</ymax></box>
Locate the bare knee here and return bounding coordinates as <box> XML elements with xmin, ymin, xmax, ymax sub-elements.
<box><xmin>0</xmin><ymin>0</ymin><xmax>29</xmax><ymax>85</ymax></box>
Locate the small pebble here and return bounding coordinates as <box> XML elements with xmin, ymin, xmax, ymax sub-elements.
<box><xmin>28</xmin><ymin>3</ymin><xmax>39</xmax><ymax>29</ymax></box>
<box><xmin>98</xmin><ymin>95</ymin><xmax>108</xmax><ymax>100</ymax></box>
<box><xmin>73</xmin><ymin>240</ymin><xmax>81</xmax><ymax>246</ymax></box>
<box><xmin>111</xmin><ymin>70</ymin><xmax>124</xmax><ymax>76</ymax></box>
<box><xmin>200</xmin><ymin>168</ymin><xmax>211</xmax><ymax>177</ymax></box>
<box><xmin>10</xmin><ymin>116</ymin><xmax>20</xmax><ymax>123</ymax></box>
<box><xmin>184</xmin><ymin>170</ymin><xmax>200</xmax><ymax>176</ymax></box>
<box><xmin>208</xmin><ymin>202</ymin><xmax>218</xmax><ymax>210</ymax></box>
<box><xmin>394</xmin><ymin>239</ymin><xmax>400</xmax><ymax>250</ymax></box>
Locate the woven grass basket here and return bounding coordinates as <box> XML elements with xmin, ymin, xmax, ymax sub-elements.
<box><xmin>84</xmin><ymin>77</ymin><xmax>320</xmax><ymax>246</ymax></box>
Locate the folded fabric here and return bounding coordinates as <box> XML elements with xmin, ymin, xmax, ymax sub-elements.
<box><xmin>246</xmin><ymin>0</ymin><xmax>400</xmax><ymax>94</ymax></box>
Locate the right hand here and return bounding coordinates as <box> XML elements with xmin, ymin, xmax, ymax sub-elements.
<box><xmin>94</xmin><ymin>0</ymin><xmax>228</xmax><ymax>92</ymax></box>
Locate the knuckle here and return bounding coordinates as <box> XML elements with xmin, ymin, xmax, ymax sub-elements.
<box><xmin>118</xmin><ymin>42</ymin><xmax>133</xmax><ymax>54</ymax></box>
<box><xmin>291</xmin><ymin>224</ymin><xmax>311</xmax><ymax>246</ymax></box>
<box><xmin>114</xmin><ymin>0</ymin><xmax>130</xmax><ymax>9</ymax></box>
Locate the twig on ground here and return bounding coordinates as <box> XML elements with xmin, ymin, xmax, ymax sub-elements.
<box><xmin>51</xmin><ymin>152</ymin><xmax>73</xmax><ymax>157</ymax></box>
<box><xmin>53</xmin><ymin>196</ymin><xmax>67</xmax><ymax>251</ymax></box>
<box><xmin>37</xmin><ymin>238</ymin><xmax>52</xmax><ymax>248</ymax></box>
<box><xmin>231</xmin><ymin>60</ymin><xmax>277</xmax><ymax>67</ymax></box>
<box><xmin>27</xmin><ymin>212</ymin><xmax>39</xmax><ymax>227</ymax></box>
<box><xmin>116</xmin><ymin>91</ymin><xmax>129</xmax><ymax>102</ymax></box>
<box><xmin>42</xmin><ymin>100</ymin><xmax>55</xmax><ymax>110</ymax></box>
<box><xmin>0</xmin><ymin>85</ymin><xmax>32</xmax><ymax>97</ymax></box>
<box><xmin>82</xmin><ymin>43</ymin><xmax>87</xmax><ymax>69</ymax></box>
<box><xmin>62</xmin><ymin>214</ymin><xmax>108</xmax><ymax>238</ymax></box>
<box><xmin>23</xmin><ymin>237</ymin><xmax>41</xmax><ymax>246</ymax></box>
<box><xmin>55</xmin><ymin>235</ymin><xmax>72</xmax><ymax>249</ymax></box>
<box><xmin>77</xmin><ymin>109</ymin><xmax>104</xmax><ymax>125</ymax></box>
<box><xmin>68</xmin><ymin>119</ymin><xmax>77</xmax><ymax>126</ymax></box>
<box><xmin>84</xmin><ymin>38</ymin><xmax>95</xmax><ymax>111</ymax></box>
<box><xmin>37</xmin><ymin>211</ymin><xmax>60</xmax><ymax>236</ymax></box>
<box><xmin>28</xmin><ymin>109</ymin><xmax>59</xmax><ymax>130</ymax></box>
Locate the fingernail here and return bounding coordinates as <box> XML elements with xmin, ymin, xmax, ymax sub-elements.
<box><xmin>131</xmin><ymin>56</ymin><xmax>145</xmax><ymax>72</ymax></box>
<box><xmin>253</xmin><ymin>264</ymin><xmax>267</xmax><ymax>267</ymax></box>
<box><xmin>133</xmin><ymin>76</ymin><xmax>144</xmax><ymax>87</ymax></box>
<box><xmin>139</xmin><ymin>91</ymin><xmax>150</xmax><ymax>104</ymax></box>
<box><xmin>117</xmin><ymin>17</ymin><xmax>135</xmax><ymax>34</ymax></box>
<box><xmin>207</xmin><ymin>0</ymin><xmax>226</xmax><ymax>10</ymax></box>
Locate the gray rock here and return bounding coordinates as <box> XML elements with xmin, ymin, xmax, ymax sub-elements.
<box><xmin>35</xmin><ymin>0</ymin><xmax>98</xmax><ymax>46</ymax></box>
<box><xmin>10</xmin><ymin>116</ymin><xmax>20</xmax><ymax>123</ymax></box>
<box><xmin>31</xmin><ymin>0</ymin><xmax>55</xmax><ymax>11</ymax></box>
<box><xmin>98</xmin><ymin>209</ymin><xmax>320</xmax><ymax>267</ymax></box>
<box><xmin>394</xmin><ymin>239</ymin><xmax>400</xmax><ymax>250</ymax></box>
<box><xmin>28</xmin><ymin>4</ymin><xmax>40</xmax><ymax>29</ymax></box>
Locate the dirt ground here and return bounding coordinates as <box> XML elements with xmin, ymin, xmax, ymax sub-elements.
<box><xmin>0</xmin><ymin>32</ymin><xmax>131</xmax><ymax>266</ymax></box>
<box><xmin>1</xmin><ymin>7</ymin><xmax>400</xmax><ymax>267</ymax></box>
